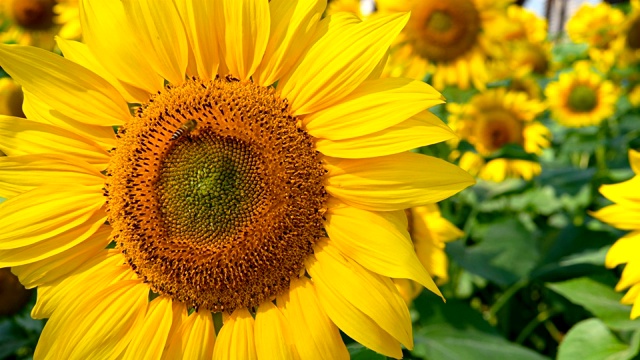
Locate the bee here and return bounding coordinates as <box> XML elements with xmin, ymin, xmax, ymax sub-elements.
<box><xmin>170</xmin><ymin>119</ymin><xmax>198</xmax><ymax>140</ymax></box>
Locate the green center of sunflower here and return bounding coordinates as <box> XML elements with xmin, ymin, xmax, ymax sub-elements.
<box><xmin>568</xmin><ymin>84</ymin><xmax>598</xmax><ymax>112</ymax></box>
<box><xmin>410</xmin><ymin>0</ymin><xmax>480</xmax><ymax>62</ymax></box>
<box><xmin>107</xmin><ymin>77</ymin><xmax>327</xmax><ymax>313</ymax></box>
<box><xmin>427</xmin><ymin>11</ymin><xmax>453</xmax><ymax>32</ymax></box>
<box><xmin>627</xmin><ymin>17</ymin><xmax>640</xmax><ymax>50</ymax></box>
<box><xmin>11</xmin><ymin>0</ymin><xmax>55</xmax><ymax>30</ymax></box>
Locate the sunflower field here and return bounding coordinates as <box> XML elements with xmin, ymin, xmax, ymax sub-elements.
<box><xmin>0</xmin><ymin>0</ymin><xmax>640</xmax><ymax>359</ymax></box>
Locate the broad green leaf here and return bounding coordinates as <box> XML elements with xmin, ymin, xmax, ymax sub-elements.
<box><xmin>546</xmin><ymin>275</ymin><xmax>640</xmax><ymax>330</ymax></box>
<box><xmin>557</xmin><ymin>318</ymin><xmax>639</xmax><ymax>360</ymax></box>
<box><xmin>411</xmin><ymin>293</ymin><xmax>549</xmax><ymax>360</ymax></box>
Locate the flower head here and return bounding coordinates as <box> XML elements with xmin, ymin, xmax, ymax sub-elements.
<box><xmin>0</xmin><ymin>0</ymin><xmax>474</xmax><ymax>358</ymax></box>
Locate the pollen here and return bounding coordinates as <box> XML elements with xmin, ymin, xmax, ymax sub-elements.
<box><xmin>106</xmin><ymin>77</ymin><xmax>327</xmax><ymax>313</ymax></box>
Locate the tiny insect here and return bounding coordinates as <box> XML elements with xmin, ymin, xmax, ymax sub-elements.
<box><xmin>170</xmin><ymin>119</ymin><xmax>198</xmax><ymax>140</ymax></box>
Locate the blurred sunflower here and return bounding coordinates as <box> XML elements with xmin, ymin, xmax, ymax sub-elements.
<box><xmin>592</xmin><ymin>150</ymin><xmax>640</xmax><ymax>319</ymax></box>
<box><xmin>0</xmin><ymin>0</ymin><xmax>79</xmax><ymax>49</ymax></box>
<box><xmin>0</xmin><ymin>77</ymin><xmax>24</xmax><ymax>117</ymax></box>
<box><xmin>0</xmin><ymin>0</ymin><xmax>474</xmax><ymax>358</ymax></box>
<box><xmin>327</xmin><ymin>0</ymin><xmax>366</xmax><ymax>17</ymax></box>
<box><xmin>618</xmin><ymin>0</ymin><xmax>640</xmax><ymax>66</ymax></box>
<box><xmin>376</xmin><ymin>0</ymin><xmax>512</xmax><ymax>90</ymax></box>
<box><xmin>629</xmin><ymin>85</ymin><xmax>640</xmax><ymax>107</ymax></box>
<box><xmin>545</xmin><ymin>61</ymin><xmax>618</xmax><ymax>128</ymax></box>
<box><xmin>566</xmin><ymin>2</ymin><xmax>625</xmax><ymax>70</ymax></box>
<box><xmin>394</xmin><ymin>204</ymin><xmax>463</xmax><ymax>303</ymax></box>
<box><xmin>448</xmin><ymin>88</ymin><xmax>549</xmax><ymax>182</ymax></box>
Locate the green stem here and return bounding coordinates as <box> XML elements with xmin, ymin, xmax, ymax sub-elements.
<box><xmin>515</xmin><ymin>310</ymin><xmax>557</xmax><ymax>344</ymax></box>
<box><xmin>486</xmin><ymin>277</ymin><xmax>529</xmax><ymax>323</ymax></box>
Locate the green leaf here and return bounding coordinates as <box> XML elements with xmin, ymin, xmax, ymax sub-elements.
<box><xmin>447</xmin><ymin>218</ymin><xmax>540</xmax><ymax>286</ymax></box>
<box><xmin>557</xmin><ymin>318</ymin><xmax>639</xmax><ymax>360</ymax></box>
<box><xmin>546</xmin><ymin>275</ymin><xmax>640</xmax><ymax>330</ymax></box>
<box><xmin>411</xmin><ymin>293</ymin><xmax>549</xmax><ymax>360</ymax></box>
<box><xmin>346</xmin><ymin>343</ymin><xmax>386</xmax><ymax>360</ymax></box>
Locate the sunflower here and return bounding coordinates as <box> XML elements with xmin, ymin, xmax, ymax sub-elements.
<box><xmin>448</xmin><ymin>88</ymin><xmax>549</xmax><ymax>182</ymax></box>
<box><xmin>0</xmin><ymin>77</ymin><xmax>24</xmax><ymax>117</ymax></box>
<box><xmin>376</xmin><ymin>0</ymin><xmax>512</xmax><ymax>90</ymax></box>
<box><xmin>327</xmin><ymin>0</ymin><xmax>369</xmax><ymax>18</ymax></box>
<box><xmin>0</xmin><ymin>0</ymin><xmax>79</xmax><ymax>49</ymax></box>
<box><xmin>618</xmin><ymin>0</ymin><xmax>640</xmax><ymax>66</ymax></box>
<box><xmin>592</xmin><ymin>150</ymin><xmax>640</xmax><ymax>319</ymax></box>
<box><xmin>0</xmin><ymin>0</ymin><xmax>475</xmax><ymax>358</ymax></box>
<box><xmin>566</xmin><ymin>2</ymin><xmax>625</xmax><ymax>70</ymax></box>
<box><xmin>394</xmin><ymin>204</ymin><xmax>463</xmax><ymax>303</ymax></box>
<box><xmin>630</xmin><ymin>85</ymin><xmax>640</xmax><ymax>107</ymax></box>
<box><xmin>545</xmin><ymin>61</ymin><xmax>618</xmax><ymax>128</ymax></box>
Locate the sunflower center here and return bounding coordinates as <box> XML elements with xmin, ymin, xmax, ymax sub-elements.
<box><xmin>107</xmin><ymin>77</ymin><xmax>327</xmax><ymax>313</ymax></box>
<box><xmin>627</xmin><ymin>17</ymin><xmax>640</xmax><ymax>50</ymax></box>
<box><xmin>11</xmin><ymin>0</ymin><xmax>55</xmax><ymax>30</ymax></box>
<box><xmin>567</xmin><ymin>84</ymin><xmax>598</xmax><ymax>113</ymax></box>
<box><xmin>409</xmin><ymin>0</ymin><xmax>480</xmax><ymax>62</ymax></box>
<box><xmin>477</xmin><ymin>110</ymin><xmax>523</xmax><ymax>153</ymax></box>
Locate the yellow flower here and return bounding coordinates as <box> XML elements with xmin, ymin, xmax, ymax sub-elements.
<box><xmin>545</xmin><ymin>61</ymin><xmax>618</xmax><ymax>128</ymax></box>
<box><xmin>629</xmin><ymin>85</ymin><xmax>640</xmax><ymax>107</ymax></box>
<box><xmin>0</xmin><ymin>0</ymin><xmax>475</xmax><ymax>358</ymax></box>
<box><xmin>376</xmin><ymin>0</ymin><xmax>512</xmax><ymax>90</ymax></box>
<box><xmin>449</xmin><ymin>88</ymin><xmax>549</xmax><ymax>181</ymax></box>
<box><xmin>566</xmin><ymin>2</ymin><xmax>625</xmax><ymax>70</ymax></box>
<box><xmin>326</xmin><ymin>0</ymin><xmax>366</xmax><ymax>18</ymax></box>
<box><xmin>618</xmin><ymin>0</ymin><xmax>640</xmax><ymax>66</ymax></box>
<box><xmin>0</xmin><ymin>0</ymin><xmax>80</xmax><ymax>49</ymax></box>
<box><xmin>394</xmin><ymin>204</ymin><xmax>463</xmax><ymax>303</ymax></box>
<box><xmin>0</xmin><ymin>77</ymin><xmax>24</xmax><ymax>117</ymax></box>
<box><xmin>592</xmin><ymin>150</ymin><xmax>640</xmax><ymax>319</ymax></box>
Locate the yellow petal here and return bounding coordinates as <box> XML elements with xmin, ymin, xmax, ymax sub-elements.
<box><xmin>307</xmin><ymin>241</ymin><xmax>410</xmax><ymax>357</ymax></box>
<box><xmin>122</xmin><ymin>0</ymin><xmax>188</xmax><ymax>85</ymax></box>
<box><xmin>80</xmin><ymin>0</ymin><xmax>163</xmax><ymax>94</ymax></box>
<box><xmin>22</xmin><ymin>89</ymin><xmax>118</xmax><ymax>152</ymax></box>
<box><xmin>629</xmin><ymin>150</ymin><xmax>640</xmax><ymax>174</ymax></box>
<box><xmin>0</xmin><ymin>154</ymin><xmax>103</xmax><ymax>198</ymax></box>
<box><xmin>254</xmin><ymin>0</ymin><xmax>325</xmax><ymax>86</ymax></box>
<box><xmin>255</xmin><ymin>301</ymin><xmax>300</xmax><ymax>360</ymax></box>
<box><xmin>0</xmin><ymin>117</ymin><xmax>110</xmax><ymax>168</ymax></box>
<box><xmin>315</xmin><ymin>111</ymin><xmax>455</xmax><ymax>158</ymax></box>
<box><xmin>32</xmin><ymin>250</ymin><xmax>128</xmax><ymax>319</ymax></box>
<box><xmin>178</xmin><ymin>0</ymin><xmax>221</xmax><ymax>80</ymax></box>
<box><xmin>325</xmin><ymin>152</ymin><xmax>475</xmax><ymax>211</ymax></box>
<box><xmin>123</xmin><ymin>296</ymin><xmax>178</xmax><ymax>360</ymax></box>
<box><xmin>279</xmin><ymin>277</ymin><xmax>349</xmax><ymax>360</ymax></box>
<box><xmin>56</xmin><ymin>38</ymin><xmax>150</xmax><ymax>103</ymax></box>
<box><xmin>325</xmin><ymin>203</ymin><xmax>442</xmax><ymax>298</ymax></box>
<box><xmin>35</xmin><ymin>280</ymin><xmax>148</xmax><ymax>360</ymax></box>
<box><xmin>592</xmin><ymin>204</ymin><xmax>640</xmax><ymax>231</ymax></box>
<box><xmin>11</xmin><ymin>225</ymin><xmax>110</xmax><ymax>289</ymax></box>
<box><xmin>0</xmin><ymin>185</ymin><xmax>106</xmax><ymax>267</ymax></box>
<box><xmin>606</xmin><ymin>231</ymin><xmax>640</xmax><ymax>268</ymax></box>
<box><xmin>213</xmin><ymin>308</ymin><xmax>257</xmax><ymax>360</ymax></box>
<box><xmin>0</xmin><ymin>44</ymin><xmax>130</xmax><ymax>126</ymax></box>
<box><xmin>279</xmin><ymin>12</ymin><xmax>409</xmax><ymax>115</ymax></box>
<box><xmin>217</xmin><ymin>0</ymin><xmax>270</xmax><ymax>80</ymax></box>
<box><xmin>304</xmin><ymin>78</ymin><xmax>443</xmax><ymax>140</ymax></box>
<box><xmin>163</xmin><ymin>311</ymin><xmax>215</xmax><ymax>360</ymax></box>
<box><xmin>600</xmin><ymin>176</ymin><xmax>640</xmax><ymax>209</ymax></box>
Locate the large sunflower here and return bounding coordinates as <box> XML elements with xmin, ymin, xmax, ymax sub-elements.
<box><xmin>619</xmin><ymin>0</ymin><xmax>640</xmax><ymax>66</ymax></box>
<box><xmin>592</xmin><ymin>150</ymin><xmax>640</xmax><ymax>319</ymax></box>
<box><xmin>448</xmin><ymin>88</ymin><xmax>549</xmax><ymax>182</ymax></box>
<box><xmin>0</xmin><ymin>0</ymin><xmax>475</xmax><ymax>358</ymax></box>
<box><xmin>566</xmin><ymin>2</ymin><xmax>625</xmax><ymax>70</ymax></box>
<box><xmin>545</xmin><ymin>61</ymin><xmax>618</xmax><ymax>128</ymax></box>
<box><xmin>0</xmin><ymin>0</ymin><xmax>79</xmax><ymax>49</ymax></box>
<box><xmin>376</xmin><ymin>0</ymin><xmax>512</xmax><ymax>90</ymax></box>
